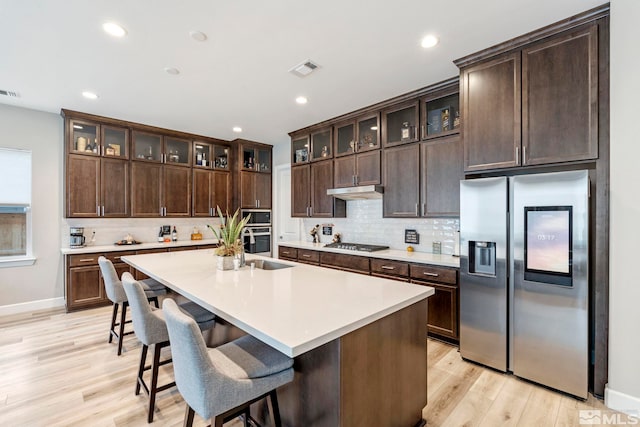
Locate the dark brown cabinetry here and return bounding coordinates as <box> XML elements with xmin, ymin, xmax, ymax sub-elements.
<box><xmin>291</xmin><ymin>161</ymin><xmax>346</xmax><ymax>218</ymax></box>
<box><xmin>333</xmin><ymin>114</ymin><xmax>381</xmax><ymax>188</ymax></box>
<box><xmin>131</xmin><ymin>162</ymin><xmax>191</xmax><ymax>217</ymax></box>
<box><xmin>370</xmin><ymin>258</ymin><xmax>409</xmax><ymax>281</ymax></box>
<box><xmin>193</xmin><ymin>169</ymin><xmax>230</xmax><ymax>216</ymax></box>
<box><xmin>297</xmin><ymin>249</ymin><xmax>320</xmax><ymax>265</ymax></box>
<box><xmin>383</xmin><ymin>136</ymin><xmax>463</xmax><ymax>218</ymax></box>
<box><xmin>382</xmin><ymin>100</ymin><xmax>420</xmax><ymax>147</ymax></box>
<box><xmin>240</xmin><ymin>171</ymin><xmax>271</xmax><ymax>209</ymax></box>
<box><xmin>410</xmin><ymin>264</ymin><xmax>458</xmax><ymax>341</ymax></box>
<box><xmin>334</xmin><ymin>150</ymin><xmax>381</xmax><ymax>188</ymax></box>
<box><xmin>459</xmin><ymin>23</ymin><xmax>598</xmax><ymax>172</ymax></box>
<box><xmin>278</xmin><ymin>246</ymin><xmax>298</xmax><ymax>261</ymax></box>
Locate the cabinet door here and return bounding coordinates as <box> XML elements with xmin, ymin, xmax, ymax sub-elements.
<box><xmin>421</xmin><ymin>136</ymin><xmax>463</xmax><ymax>217</ymax></box>
<box><xmin>101</xmin><ymin>158</ymin><xmax>129</xmax><ymax>217</ymax></box>
<box><xmin>67</xmin><ymin>154</ymin><xmax>100</xmax><ymax>217</ymax></box>
<box><xmin>163</xmin><ymin>165</ymin><xmax>191</xmax><ymax>216</ymax></box>
<box><xmin>334</xmin><ymin>156</ymin><xmax>356</xmax><ymax>188</ymax></box>
<box><xmin>427</xmin><ymin>282</ymin><xmax>458</xmax><ymax>340</ymax></box>
<box><xmin>462</xmin><ymin>52</ymin><xmax>521</xmax><ymax>171</ymax></box>
<box><xmin>383</xmin><ymin>144</ymin><xmax>420</xmax><ymax>217</ymax></box>
<box><xmin>131</xmin><ymin>162</ymin><xmax>162</xmax><ymax>217</ymax></box>
<box><xmin>67</xmin><ymin>266</ymin><xmax>104</xmax><ymax>310</ymax></box>
<box><xmin>255</xmin><ymin>172</ymin><xmax>272</xmax><ymax>209</ymax></box>
<box><xmin>382</xmin><ymin>100</ymin><xmax>420</xmax><ymax>147</ymax></box>
<box><xmin>193</xmin><ymin>168</ymin><xmax>213</xmax><ymax>217</ymax></box>
<box><xmin>212</xmin><ymin>171</ymin><xmax>231</xmax><ymax>213</ymax></box>
<box><xmin>241</xmin><ymin>171</ymin><xmax>257</xmax><ymax>208</ymax></box>
<box><xmin>355</xmin><ymin>150</ymin><xmax>381</xmax><ymax>186</ymax></box>
<box><xmin>291</xmin><ymin>166</ymin><xmax>310</xmax><ymax>217</ymax></box>
<box><xmin>310</xmin><ymin>160</ymin><xmax>334</xmax><ymax>217</ymax></box>
<box><xmin>522</xmin><ymin>24</ymin><xmax>598</xmax><ymax>165</ymax></box>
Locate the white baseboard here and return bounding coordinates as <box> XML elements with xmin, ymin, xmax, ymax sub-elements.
<box><xmin>0</xmin><ymin>297</ymin><xmax>65</xmax><ymax>317</ymax></box>
<box><xmin>606</xmin><ymin>384</ymin><xmax>640</xmax><ymax>415</ymax></box>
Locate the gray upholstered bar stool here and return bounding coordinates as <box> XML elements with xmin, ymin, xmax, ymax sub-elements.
<box><xmin>98</xmin><ymin>256</ymin><xmax>167</xmax><ymax>356</ymax></box>
<box><xmin>122</xmin><ymin>272</ymin><xmax>216</xmax><ymax>423</ymax></box>
<box><xmin>163</xmin><ymin>298</ymin><xmax>294</xmax><ymax>427</ymax></box>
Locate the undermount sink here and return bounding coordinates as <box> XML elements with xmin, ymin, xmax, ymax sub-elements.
<box><xmin>250</xmin><ymin>260</ymin><xmax>293</xmax><ymax>270</ymax></box>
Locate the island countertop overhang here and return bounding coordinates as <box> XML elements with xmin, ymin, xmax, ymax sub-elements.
<box><xmin>122</xmin><ymin>250</ymin><xmax>434</xmax><ymax>358</ymax></box>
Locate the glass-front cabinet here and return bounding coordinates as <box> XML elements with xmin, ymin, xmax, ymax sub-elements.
<box><xmin>69</xmin><ymin>119</ymin><xmax>128</xmax><ymax>159</ymax></box>
<box><xmin>194</xmin><ymin>141</ymin><xmax>230</xmax><ymax>170</ymax></box>
<box><xmin>132</xmin><ymin>131</ymin><xmax>191</xmax><ymax>166</ymax></box>
<box><xmin>213</xmin><ymin>145</ymin><xmax>230</xmax><ymax>169</ymax></box>
<box><xmin>292</xmin><ymin>135</ymin><xmax>310</xmax><ymax>165</ymax></box>
<box><xmin>334</xmin><ymin>114</ymin><xmax>380</xmax><ymax>157</ymax></box>
<box><xmin>311</xmin><ymin>128</ymin><xmax>332</xmax><ymax>161</ymax></box>
<box><xmin>422</xmin><ymin>92</ymin><xmax>460</xmax><ymax>139</ymax></box>
<box><xmin>382</xmin><ymin>100</ymin><xmax>420</xmax><ymax>147</ymax></box>
<box><xmin>242</xmin><ymin>145</ymin><xmax>271</xmax><ymax>173</ymax></box>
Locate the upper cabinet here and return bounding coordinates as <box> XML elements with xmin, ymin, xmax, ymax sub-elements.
<box><xmin>458</xmin><ymin>21</ymin><xmax>600</xmax><ymax>172</ymax></box>
<box><xmin>311</xmin><ymin>128</ymin><xmax>332</xmax><ymax>161</ymax></box>
<box><xmin>69</xmin><ymin>119</ymin><xmax>129</xmax><ymax>159</ymax></box>
<box><xmin>235</xmin><ymin>139</ymin><xmax>273</xmax><ymax>209</ymax></box>
<box><xmin>421</xmin><ymin>92</ymin><xmax>460</xmax><ymax>140</ymax></box>
<box><xmin>241</xmin><ymin>144</ymin><xmax>271</xmax><ymax>173</ymax></box>
<box><xmin>334</xmin><ymin>114</ymin><xmax>380</xmax><ymax>157</ymax></box>
<box><xmin>381</xmin><ymin>100</ymin><xmax>420</xmax><ymax>147</ymax></box>
<box><xmin>132</xmin><ymin>131</ymin><xmax>192</xmax><ymax>167</ymax></box>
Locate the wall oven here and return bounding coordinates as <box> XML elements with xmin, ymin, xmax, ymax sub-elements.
<box><xmin>243</xmin><ymin>226</ymin><xmax>271</xmax><ymax>256</ymax></box>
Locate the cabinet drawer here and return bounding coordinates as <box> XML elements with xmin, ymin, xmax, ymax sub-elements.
<box><xmin>320</xmin><ymin>252</ymin><xmax>369</xmax><ymax>274</ymax></box>
<box><xmin>297</xmin><ymin>249</ymin><xmax>320</xmax><ymax>265</ymax></box>
<box><xmin>410</xmin><ymin>264</ymin><xmax>457</xmax><ymax>285</ymax></box>
<box><xmin>370</xmin><ymin>258</ymin><xmax>409</xmax><ymax>277</ymax></box>
<box><xmin>105</xmin><ymin>251</ymin><xmax>136</xmax><ymax>263</ymax></box>
<box><xmin>68</xmin><ymin>253</ymin><xmax>100</xmax><ymax>267</ymax></box>
<box><xmin>278</xmin><ymin>246</ymin><xmax>298</xmax><ymax>260</ymax></box>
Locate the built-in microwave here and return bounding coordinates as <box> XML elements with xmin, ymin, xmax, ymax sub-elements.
<box><xmin>241</xmin><ymin>209</ymin><xmax>271</xmax><ymax>226</ymax></box>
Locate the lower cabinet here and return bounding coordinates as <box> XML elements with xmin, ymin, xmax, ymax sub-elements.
<box><xmin>277</xmin><ymin>245</ymin><xmax>460</xmax><ymax>343</ymax></box>
<box><xmin>410</xmin><ymin>264</ymin><xmax>459</xmax><ymax>341</ymax></box>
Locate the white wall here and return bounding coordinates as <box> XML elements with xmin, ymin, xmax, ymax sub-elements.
<box><xmin>0</xmin><ymin>104</ymin><xmax>64</xmax><ymax>309</ymax></box>
<box><xmin>606</xmin><ymin>0</ymin><xmax>640</xmax><ymax>414</ymax></box>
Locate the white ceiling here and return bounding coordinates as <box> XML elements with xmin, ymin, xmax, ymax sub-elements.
<box><xmin>0</xmin><ymin>0</ymin><xmax>605</xmax><ymax>146</ymax></box>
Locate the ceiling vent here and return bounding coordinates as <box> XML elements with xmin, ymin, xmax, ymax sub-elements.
<box><xmin>0</xmin><ymin>89</ymin><xmax>19</xmax><ymax>98</ymax></box>
<box><xmin>289</xmin><ymin>60</ymin><xmax>319</xmax><ymax>77</ymax></box>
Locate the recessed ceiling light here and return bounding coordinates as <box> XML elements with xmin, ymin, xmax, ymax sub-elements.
<box><xmin>82</xmin><ymin>91</ymin><xmax>99</xmax><ymax>100</ymax></box>
<box><xmin>189</xmin><ymin>31</ymin><xmax>207</xmax><ymax>42</ymax></box>
<box><xmin>232</xmin><ymin>127</ymin><xmax>243</xmax><ymax>133</ymax></box>
<box><xmin>103</xmin><ymin>22</ymin><xmax>127</xmax><ymax>38</ymax></box>
<box><xmin>296</xmin><ymin>96</ymin><xmax>308</xmax><ymax>105</ymax></box>
<box><xmin>421</xmin><ymin>35</ymin><xmax>439</xmax><ymax>48</ymax></box>
<box><xmin>164</xmin><ymin>67</ymin><xmax>180</xmax><ymax>75</ymax></box>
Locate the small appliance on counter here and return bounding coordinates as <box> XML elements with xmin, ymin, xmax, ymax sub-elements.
<box><xmin>324</xmin><ymin>242</ymin><xmax>389</xmax><ymax>252</ymax></box>
<box><xmin>69</xmin><ymin>227</ymin><xmax>86</xmax><ymax>248</ymax></box>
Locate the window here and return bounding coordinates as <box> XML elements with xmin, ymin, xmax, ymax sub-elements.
<box><xmin>0</xmin><ymin>147</ymin><xmax>34</xmax><ymax>267</ymax></box>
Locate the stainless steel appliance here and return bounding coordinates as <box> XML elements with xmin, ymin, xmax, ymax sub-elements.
<box><xmin>243</xmin><ymin>226</ymin><xmax>271</xmax><ymax>256</ymax></box>
<box><xmin>241</xmin><ymin>209</ymin><xmax>271</xmax><ymax>226</ymax></box>
<box><xmin>69</xmin><ymin>227</ymin><xmax>85</xmax><ymax>248</ymax></box>
<box><xmin>324</xmin><ymin>242</ymin><xmax>389</xmax><ymax>252</ymax></box>
<box><xmin>459</xmin><ymin>170</ymin><xmax>589</xmax><ymax>399</ymax></box>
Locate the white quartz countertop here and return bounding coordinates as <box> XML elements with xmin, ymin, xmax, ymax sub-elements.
<box><xmin>279</xmin><ymin>241</ymin><xmax>460</xmax><ymax>268</ymax></box>
<box><xmin>60</xmin><ymin>239</ymin><xmax>219</xmax><ymax>255</ymax></box>
<box><xmin>122</xmin><ymin>250</ymin><xmax>434</xmax><ymax>358</ymax></box>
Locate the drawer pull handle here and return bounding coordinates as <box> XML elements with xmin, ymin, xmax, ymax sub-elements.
<box><xmin>282</xmin><ymin>251</ymin><xmax>290</xmax><ymax>254</ymax></box>
<box><xmin>79</xmin><ymin>258</ymin><xmax>95</xmax><ymax>262</ymax></box>
<box><xmin>423</xmin><ymin>272</ymin><xmax>439</xmax><ymax>277</ymax></box>
<box><xmin>302</xmin><ymin>254</ymin><xmax>311</xmax><ymax>258</ymax></box>
<box><xmin>381</xmin><ymin>266</ymin><xmax>395</xmax><ymax>270</ymax></box>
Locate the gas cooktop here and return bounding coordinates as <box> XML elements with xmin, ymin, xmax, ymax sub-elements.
<box><xmin>324</xmin><ymin>242</ymin><xmax>389</xmax><ymax>252</ymax></box>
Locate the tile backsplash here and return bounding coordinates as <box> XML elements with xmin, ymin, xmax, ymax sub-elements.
<box><xmin>301</xmin><ymin>199</ymin><xmax>459</xmax><ymax>255</ymax></box>
<box><xmin>62</xmin><ymin>217</ymin><xmax>222</xmax><ymax>248</ymax></box>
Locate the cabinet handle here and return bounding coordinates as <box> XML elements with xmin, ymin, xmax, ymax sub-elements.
<box><xmin>415</xmin><ymin>203</ymin><xmax>419</xmax><ymax>216</ymax></box>
<box><xmin>101</xmin><ymin>206</ymin><xmax>105</xmax><ymax>216</ymax></box>
<box><xmin>423</xmin><ymin>272</ymin><xmax>439</xmax><ymax>277</ymax></box>
<box><xmin>355</xmin><ymin>175</ymin><xmax>359</xmax><ymax>185</ymax></box>
<box><xmin>302</xmin><ymin>254</ymin><xmax>311</xmax><ymax>258</ymax></box>
<box><xmin>97</xmin><ymin>205</ymin><xmax>100</xmax><ymax>216</ymax></box>
<box><xmin>523</xmin><ymin>145</ymin><xmax>527</xmax><ymax>164</ymax></box>
<box><xmin>113</xmin><ymin>256</ymin><xmax>121</xmax><ymax>260</ymax></box>
<box><xmin>421</xmin><ymin>203</ymin><xmax>425</xmax><ymax>217</ymax></box>
<box><xmin>79</xmin><ymin>258</ymin><xmax>95</xmax><ymax>262</ymax></box>
<box><xmin>352</xmin><ymin>175</ymin><xmax>356</xmax><ymax>186</ymax></box>
<box><xmin>282</xmin><ymin>251</ymin><xmax>290</xmax><ymax>255</ymax></box>
<box><xmin>381</xmin><ymin>265</ymin><xmax>395</xmax><ymax>270</ymax></box>
<box><xmin>160</xmin><ymin>207</ymin><xmax>163</xmax><ymax>216</ymax></box>
<box><xmin>515</xmin><ymin>146</ymin><xmax>520</xmax><ymax>165</ymax></box>
<box><xmin>421</xmin><ymin>125</ymin><xmax>425</xmax><ymax>139</ymax></box>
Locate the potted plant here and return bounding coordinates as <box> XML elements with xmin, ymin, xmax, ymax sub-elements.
<box><xmin>207</xmin><ymin>207</ymin><xmax>251</xmax><ymax>270</ymax></box>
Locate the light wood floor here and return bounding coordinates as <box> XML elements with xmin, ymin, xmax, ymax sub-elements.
<box><xmin>0</xmin><ymin>305</ymin><xmax>620</xmax><ymax>426</ymax></box>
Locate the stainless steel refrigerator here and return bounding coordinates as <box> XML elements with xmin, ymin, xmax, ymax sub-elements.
<box><xmin>459</xmin><ymin>170</ymin><xmax>589</xmax><ymax>399</ymax></box>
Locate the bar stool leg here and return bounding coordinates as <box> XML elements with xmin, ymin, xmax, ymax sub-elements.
<box><xmin>148</xmin><ymin>342</ymin><xmax>162</xmax><ymax>423</ymax></box>
<box><xmin>183</xmin><ymin>405</ymin><xmax>195</xmax><ymax>427</ymax></box>
<box><xmin>136</xmin><ymin>344</ymin><xmax>148</xmax><ymax>396</ymax></box>
<box><xmin>109</xmin><ymin>303</ymin><xmax>119</xmax><ymax>343</ymax></box>
<box><xmin>269</xmin><ymin>390</ymin><xmax>282</xmax><ymax>427</ymax></box>
<box><xmin>117</xmin><ymin>301</ymin><xmax>128</xmax><ymax>356</ymax></box>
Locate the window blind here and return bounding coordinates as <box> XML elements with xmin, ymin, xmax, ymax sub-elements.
<box><xmin>0</xmin><ymin>147</ymin><xmax>32</xmax><ymax>205</ymax></box>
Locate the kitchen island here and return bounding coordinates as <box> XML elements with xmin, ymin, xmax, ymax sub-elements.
<box><xmin>122</xmin><ymin>249</ymin><xmax>434</xmax><ymax>427</ymax></box>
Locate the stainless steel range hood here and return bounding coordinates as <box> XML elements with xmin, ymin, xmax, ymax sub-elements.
<box><xmin>326</xmin><ymin>185</ymin><xmax>383</xmax><ymax>200</ymax></box>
